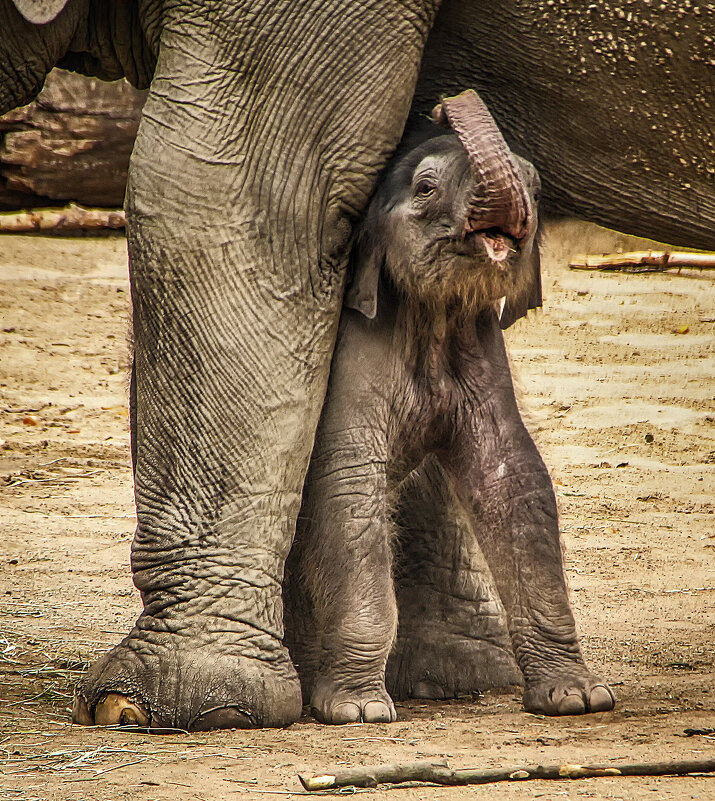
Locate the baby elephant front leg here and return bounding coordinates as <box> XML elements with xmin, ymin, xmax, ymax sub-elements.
<box><xmin>453</xmin><ymin>432</ymin><xmax>615</xmax><ymax>715</ymax></box>
<box><xmin>446</xmin><ymin>350</ymin><xmax>615</xmax><ymax>716</ymax></box>
<box><xmin>301</xmin><ymin>443</ymin><xmax>397</xmax><ymax>725</ymax></box>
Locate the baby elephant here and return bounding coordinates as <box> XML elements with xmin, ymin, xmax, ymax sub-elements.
<box><xmin>289</xmin><ymin>90</ymin><xmax>614</xmax><ymax>724</ymax></box>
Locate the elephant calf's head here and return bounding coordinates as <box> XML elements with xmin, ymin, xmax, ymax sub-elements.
<box><xmin>346</xmin><ymin>90</ymin><xmax>542</xmax><ymax>328</ymax></box>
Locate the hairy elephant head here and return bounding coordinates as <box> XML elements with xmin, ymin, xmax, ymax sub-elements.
<box><xmin>345</xmin><ymin>90</ymin><xmax>541</xmax><ymax>328</ymax></box>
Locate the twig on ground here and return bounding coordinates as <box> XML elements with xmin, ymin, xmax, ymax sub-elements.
<box><xmin>92</xmin><ymin>759</ymin><xmax>150</xmax><ymax>776</ymax></box>
<box><xmin>5</xmin><ymin>470</ymin><xmax>102</xmax><ymax>487</ymax></box>
<box><xmin>341</xmin><ymin>736</ymin><xmax>409</xmax><ymax>744</ymax></box>
<box><xmin>299</xmin><ymin>758</ymin><xmax>715</xmax><ymax>791</ymax></box>
<box><xmin>569</xmin><ymin>251</ymin><xmax>715</xmax><ymax>273</ymax></box>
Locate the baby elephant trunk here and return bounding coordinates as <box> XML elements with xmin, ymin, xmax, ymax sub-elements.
<box><xmin>433</xmin><ymin>90</ymin><xmax>532</xmax><ymax>241</ymax></box>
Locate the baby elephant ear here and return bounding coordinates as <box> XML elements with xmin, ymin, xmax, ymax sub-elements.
<box><xmin>499</xmin><ymin>238</ymin><xmax>543</xmax><ymax>329</ymax></box>
<box><xmin>344</xmin><ymin>233</ymin><xmax>383</xmax><ymax>319</ymax></box>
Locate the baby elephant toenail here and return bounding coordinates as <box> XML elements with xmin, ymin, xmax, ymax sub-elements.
<box><xmin>329</xmin><ymin>702</ymin><xmax>362</xmax><ymax>724</ymax></box>
<box><xmin>589</xmin><ymin>685</ymin><xmax>616</xmax><ymax>712</ymax></box>
<box><xmin>363</xmin><ymin>701</ymin><xmax>394</xmax><ymax>723</ymax></box>
<box><xmin>557</xmin><ymin>693</ymin><xmax>587</xmax><ymax>715</ymax></box>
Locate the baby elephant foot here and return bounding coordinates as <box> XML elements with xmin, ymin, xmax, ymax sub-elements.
<box><xmin>524</xmin><ymin>670</ymin><xmax>615</xmax><ymax>716</ymax></box>
<box><xmin>311</xmin><ymin>679</ymin><xmax>397</xmax><ymax>724</ymax></box>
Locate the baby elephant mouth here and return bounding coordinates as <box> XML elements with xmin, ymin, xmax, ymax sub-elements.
<box><xmin>464</xmin><ymin>228</ymin><xmax>517</xmax><ymax>263</ymax></box>
<box><xmin>478</xmin><ymin>228</ymin><xmax>516</xmax><ymax>262</ymax></box>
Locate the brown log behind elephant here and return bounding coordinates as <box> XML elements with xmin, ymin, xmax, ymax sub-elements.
<box><xmin>0</xmin><ymin>68</ymin><xmax>145</xmax><ymax>210</ymax></box>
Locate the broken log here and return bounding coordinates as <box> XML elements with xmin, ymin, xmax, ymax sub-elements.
<box><xmin>299</xmin><ymin>757</ymin><xmax>715</xmax><ymax>791</ymax></box>
<box><xmin>0</xmin><ymin>205</ymin><xmax>125</xmax><ymax>232</ymax></box>
<box><xmin>569</xmin><ymin>251</ymin><xmax>715</xmax><ymax>272</ymax></box>
<box><xmin>0</xmin><ymin>69</ymin><xmax>145</xmax><ymax>210</ymax></box>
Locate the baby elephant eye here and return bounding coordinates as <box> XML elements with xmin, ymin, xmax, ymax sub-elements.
<box><xmin>414</xmin><ymin>179</ymin><xmax>436</xmax><ymax>198</ymax></box>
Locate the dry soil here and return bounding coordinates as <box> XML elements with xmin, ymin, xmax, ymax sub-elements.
<box><xmin>0</xmin><ymin>221</ymin><xmax>713</xmax><ymax>800</ymax></box>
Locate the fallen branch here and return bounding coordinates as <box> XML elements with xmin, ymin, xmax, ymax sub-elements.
<box><xmin>0</xmin><ymin>204</ymin><xmax>124</xmax><ymax>232</ymax></box>
<box><xmin>569</xmin><ymin>251</ymin><xmax>715</xmax><ymax>273</ymax></box>
<box><xmin>299</xmin><ymin>757</ymin><xmax>715</xmax><ymax>791</ymax></box>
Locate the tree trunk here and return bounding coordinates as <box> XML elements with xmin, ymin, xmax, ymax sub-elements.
<box><xmin>0</xmin><ymin>69</ymin><xmax>145</xmax><ymax>210</ymax></box>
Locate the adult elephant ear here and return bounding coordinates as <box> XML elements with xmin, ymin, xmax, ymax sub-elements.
<box><xmin>11</xmin><ymin>0</ymin><xmax>69</xmax><ymax>24</ymax></box>
<box><xmin>434</xmin><ymin>89</ymin><xmax>543</xmax><ymax>328</ymax></box>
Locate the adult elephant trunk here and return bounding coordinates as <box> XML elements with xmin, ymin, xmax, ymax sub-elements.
<box><xmin>433</xmin><ymin>89</ymin><xmax>533</xmax><ymax>241</ymax></box>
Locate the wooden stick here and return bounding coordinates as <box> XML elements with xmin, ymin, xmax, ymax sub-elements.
<box><xmin>298</xmin><ymin>757</ymin><xmax>715</xmax><ymax>791</ymax></box>
<box><xmin>569</xmin><ymin>251</ymin><xmax>715</xmax><ymax>272</ymax></box>
<box><xmin>0</xmin><ymin>204</ymin><xmax>125</xmax><ymax>232</ymax></box>
<box><xmin>300</xmin><ymin>761</ymin><xmax>451</xmax><ymax>791</ymax></box>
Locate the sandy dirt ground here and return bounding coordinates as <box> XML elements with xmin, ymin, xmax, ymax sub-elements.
<box><xmin>0</xmin><ymin>222</ymin><xmax>713</xmax><ymax>801</ymax></box>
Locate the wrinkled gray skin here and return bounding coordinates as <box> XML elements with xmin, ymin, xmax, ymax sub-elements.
<box><xmin>1</xmin><ymin>0</ymin><xmax>712</xmax><ymax>730</ymax></box>
<box><xmin>285</xmin><ymin>123</ymin><xmax>614</xmax><ymax>723</ymax></box>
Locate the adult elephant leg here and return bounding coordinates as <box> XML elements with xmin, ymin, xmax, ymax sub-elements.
<box><xmin>387</xmin><ymin>456</ymin><xmax>520</xmax><ymax>701</ymax></box>
<box><xmin>72</xmin><ymin>1</ymin><xmax>439</xmax><ymax>731</ymax></box>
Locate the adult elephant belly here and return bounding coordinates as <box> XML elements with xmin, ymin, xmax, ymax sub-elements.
<box><xmin>72</xmin><ymin>0</ymin><xmax>441</xmax><ymax>731</ymax></box>
<box><xmin>413</xmin><ymin>0</ymin><xmax>715</xmax><ymax>252</ymax></box>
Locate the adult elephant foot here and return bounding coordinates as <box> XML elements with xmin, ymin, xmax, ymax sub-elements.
<box><xmin>311</xmin><ymin>678</ymin><xmax>396</xmax><ymax>725</ymax></box>
<box><xmin>72</xmin><ymin>627</ymin><xmax>302</xmax><ymax>730</ymax></box>
<box><xmin>523</xmin><ymin>668</ymin><xmax>615</xmax><ymax>716</ymax></box>
<box><xmin>61</xmin><ymin>0</ymin><xmax>441</xmax><ymax>737</ymax></box>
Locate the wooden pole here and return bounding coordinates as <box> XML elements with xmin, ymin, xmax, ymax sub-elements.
<box><xmin>299</xmin><ymin>757</ymin><xmax>715</xmax><ymax>791</ymax></box>
<box><xmin>569</xmin><ymin>251</ymin><xmax>715</xmax><ymax>272</ymax></box>
<box><xmin>0</xmin><ymin>205</ymin><xmax>125</xmax><ymax>232</ymax></box>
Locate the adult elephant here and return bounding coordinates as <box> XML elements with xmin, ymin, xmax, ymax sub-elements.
<box><xmin>2</xmin><ymin>0</ymin><xmax>712</xmax><ymax>731</ymax></box>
